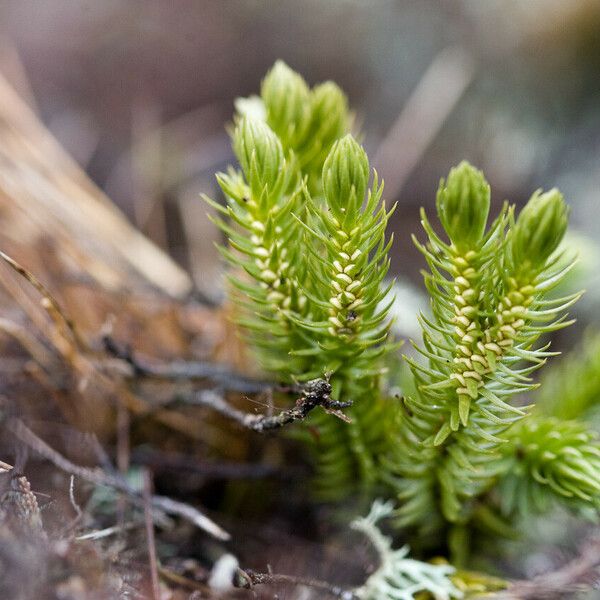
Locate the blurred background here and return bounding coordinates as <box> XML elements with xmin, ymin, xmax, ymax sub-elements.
<box><xmin>2</xmin><ymin>3</ymin><xmax>600</xmax><ymax>594</ymax></box>
<box><xmin>1</xmin><ymin>0</ymin><xmax>599</xmax><ymax>324</ymax></box>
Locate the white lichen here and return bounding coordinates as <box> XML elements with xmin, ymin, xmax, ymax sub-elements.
<box><xmin>351</xmin><ymin>500</ymin><xmax>463</xmax><ymax>600</ymax></box>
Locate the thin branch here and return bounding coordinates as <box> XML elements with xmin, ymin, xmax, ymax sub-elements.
<box><xmin>143</xmin><ymin>469</ymin><xmax>161</xmax><ymax>600</ymax></box>
<box><xmin>5</xmin><ymin>417</ymin><xmax>230</xmax><ymax>540</ymax></box>
<box><xmin>116</xmin><ymin>400</ymin><xmax>130</xmax><ymax>526</ymax></box>
<box><xmin>59</xmin><ymin>474</ymin><xmax>85</xmax><ymax>536</ymax></box>
<box><xmin>491</xmin><ymin>536</ymin><xmax>600</xmax><ymax>599</ymax></box>
<box><xmin>0</xmin><ymin>249</ymin><xmax>87</xmax><ymax>352</ymax></box>
<box><xmin>103</xmin><ymin>334</ymin><xmax>271</xmax><ymax>393</ymax></box>
<box><xmin>235</xmin><ymin>568</ymin><xmax>357</xmax><ymax>599</ymax></box>
<box><xmin>76</xmin><ymin>521</ymin><xmax>142</xmax><ymax>541</ymax></box>
<box><xmin>68</xmin><ymin>475</ymin><xmax>82</xmax><ymax>520</ymax></box>
<box><xmin>158</xmin><ymin>566</ymin><xmax>209</xmax><ymax>593</ymax></box>
<box><xmin>190</xmin><ymin>378</ymin><xmax>352</xmax><ymax>433</ymax></box>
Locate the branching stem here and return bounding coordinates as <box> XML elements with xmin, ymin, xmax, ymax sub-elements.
<box><xmin>191</xmin><ymin>379</ymin><xmax>352</xmax><ymax>432</ymax></box>
<box><xmin>103</xmin><ymin>335</ymin><xmax>271</xmax><ymax>393</ymax></box>
<box><xmin>235</xmin><ymin>568</ymin><xmax>357</xmax><ymax>599</ymax></box>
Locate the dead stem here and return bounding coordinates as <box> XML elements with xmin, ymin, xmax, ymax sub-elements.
<box><xmin>142</xmin><ymin>469</ymin><xmax>161</xmax><ymax>600</ymax></box>
<box><xmin>103</xmin><ymin>334</ymin><xmax>271</xmax><ymax>393</ymax></box>
<box><xmin>235</xmin><ymin>568</ymin><xmax>357</xmax><ymax>599</ymax></box>
<box><xmin>490</xmin><ymin>536</ymin><xmax>600</xmax><ymax>599</ymax></box>
<box><xmin>190</xmin><ymin>378</ymin><xmax>352</xmax><ymax>432</ymax></box>
<box><xmin>5</xmin><ymin>417</ymin><xmax>230</xmax><ymax>540</ymax></box>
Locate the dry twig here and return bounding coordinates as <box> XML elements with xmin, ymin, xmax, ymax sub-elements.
<box><xmin>143</xmin><ymin>469</ymin><xmax>161</xmax><ymax>600</ymax></box>
<box><xmin>235</xmin><ymin>568</ymin><xmax>357</xmax><ymax>599</ymax></box>
<box><xmin>5</xmin><ymin>417</ymin><xmax>230</xmax><ymax>540</ymax></box>
<box><xmin>191</xmin><ymin>378</ymin><xmax>352</xmax><ymax>432</ymax></box>
<box><xmin>0</xmin><ymin>250</ymin><xmax>86</xmax><ymax>354</ymax></box>
<box><xmin>103</xmin><ymin>334</ymin><xmax>271</xmax><ymax>393</ymax></box>
<box><xmin>490</xmin><ymin>536</ymin><xmax>600</xmax><ymax>599</ymax></box>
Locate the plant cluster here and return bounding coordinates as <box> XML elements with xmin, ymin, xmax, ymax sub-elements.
<box><xmin>206</xmin><ymin>61</ymin><xmax>398</xmax><ymax>500</ymax></box>
<box><xmin>206</xmin><ymin>61</ymin><xmax>600</xmax><ymax>590</ymax></box>
<box><xmin>383</xmin><ymin>164</ymin><xmax>592</xmax><ymax>550</ymax></box>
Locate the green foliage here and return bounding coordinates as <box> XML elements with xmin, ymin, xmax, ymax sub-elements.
<box><xmin>497</xmin><ymin>330</ymin><xmax>600</xmax><ymax>519</ymax></box>
<box><xmin>498</xmin><ymin>417</ymin><xmax>600</xmax><ymax>517</ymax></box>
<box><xmin>294</xmin><ymin>135</ymin><xmax>395</xmax><ymax>378</ymax></box>
<box><xmin>207</xmin><ymin>62</ymin><xmax>600</xmax><ymax>576</ymax></box>
<box><xmin>383</xmin><ymin>164</ymin><xmax>584</xmax><ymax>534</ymax></box>
<box><xmin>206</xmin><ymin>62</ymin><xmax>396</xmax><ymax>500</ymax></box>
<box><xmin>293</xmin><ymin>135</ymin><xmax>398</xmax><ymax>498</ymax></box>
<box><xmin>534</xmin><ymin>328</ymin><xmax>600</xmax><ymax>421</ymax></box>
<box><xmin>261</xmin><ymin>60</ymin><xmax>350</xmax><ymax>193</ymax></box>
<box><xmin>204</xmin><ymin>117</ymin><xmax>308</xmax><ymax>378</ymax></box>
<box><xmin>435</xmin><ymin>161</ymin><xmax>490</xmax><ymax>253</ymax></box>
<box><xmin>510</xmin><ymin>188</ymin><xmax>569</xmax><ymax>269</ymax></box>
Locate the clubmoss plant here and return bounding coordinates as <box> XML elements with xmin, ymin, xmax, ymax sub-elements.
<box><xmin>383</xmin><ymin>165</ymin><xmax>586</xmax><ymax>546</ymax></box>
<box><xmin>498</xmin><ymin>417</ymin><xmax>600</xmax><ymax>517</ymax></box>
<box><xmin>294</xmin><ymin>134</ymin><xmax>398</xmax><ymax>499</ymax></box>
<box><xmin>206</xmin><ymin>62</ymin><xmax>397</xmax><ymax>500</ymax></box>
<box><xmin>496</xmin><ymin>328</ymin><xmax>600</xmax><ymax>519</ymax></box>
<box><xmin>206</xmin><ymin>60</ymin><xmax>600</xmax><ymax>590</ymax></box>
<box><xmin>261</xmin><ymin>60</ymin><xmax>350</xmax><ymax>193</ymax></box>
<box><xmin>204</xmin><ymin>117</ymin><xmax>309</xmax><ymax>378</ymax></box>
<box><xmin>534</xmin><ymin>327</ymin><xmax>600</xmax><ymax>421</ymax></box>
